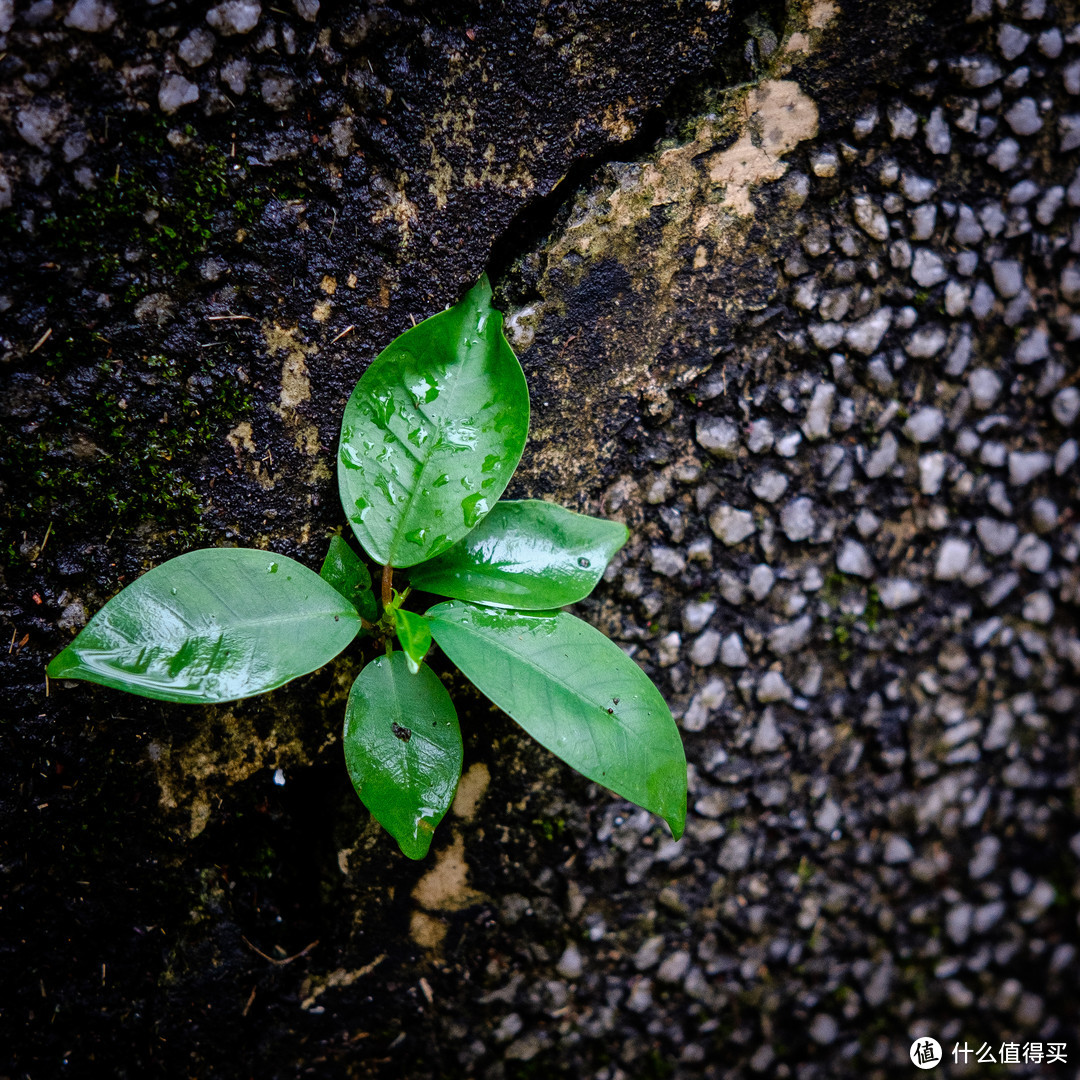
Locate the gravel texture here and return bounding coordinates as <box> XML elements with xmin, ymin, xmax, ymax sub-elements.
<box><xmin>475</xmin><ymin>0</ymin><xmax>1080</xmax><ymax>1075</ymax></box>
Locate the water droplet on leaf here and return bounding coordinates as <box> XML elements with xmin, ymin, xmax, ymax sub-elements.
<box><xmin>443</xmin><ymin>422</ymin><xmax>478</xmax><ymax>451</ymax></box>
<box><xmin>462</xmin><ymin>492</ymin><xmax>489</xmax><ymax>528</ymax></box>
<box><xmin>369</xmin><ymin>394</ymin><xmax>394</xmax><ymax>427</ymax></box>
<box><xmin>373</xmin><ymin>474</ymin><xmax>397</xmax><ymax>503</ymax></box>
<box><xmin>340</xmin><ymin>444</ymin><xmax>366</xmax><ymax>471</ymax></box>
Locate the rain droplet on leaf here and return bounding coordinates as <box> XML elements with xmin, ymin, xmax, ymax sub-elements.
<box><xmin>462</xmin><ymin>492</ymin><xmax>489</xmax><ymax>528</ymax></box>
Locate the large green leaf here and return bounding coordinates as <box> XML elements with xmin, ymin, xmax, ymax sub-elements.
<box><xmin>319</xmin><ymin>535</ymin><xmax>377</xmax><ymax>624</ymax></box>
<box><xmin>343</xmin><ymin>652</ymin><xmax>462</xmax><ymax>860</ymax></box>
<box><xmin>395</xmin><ymin>609</ymin><xmax>432</xmax><ymax>674</ymax></box>
<box><xmin>338</xmin><ymin>275</ymin><xmax>529</xmax><ymax>569</ymax></box>
<box><xmin>47</xmin><ymin>549</ymin><xmax>361</xmax><ymax>703</ymax></box>
<box><xmin>425</xmin><ymin>601</ymin><xmax>686</xmax><ymax>838</ymax></box>
<box><xmin>407</xmin><ymin>500</ymin><xmax>628</xmax><ymax>609</ymax></box>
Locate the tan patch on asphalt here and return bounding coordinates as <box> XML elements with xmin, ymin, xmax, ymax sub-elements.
<box><xmin>262</xmin><ymin>322</ymin><xmax>323</xmax><ymax>456</ymax></box>
<box><xmin>412</xmin><ymin>832</ymin><xmax>483</xmax><ymax>912</ymax></box>
<box><xmin>707</xmin><ymin>81</ymin><xmax>819</xmax><ymax>215</ymax></box>
<box><xmin>410</xmin><ymin>911</ymin><xmax>448</xmax><ymax>949</ymax></box>
<box><xmin>452</xmin><ymin>763</ymin><xmax>491</xmax><ymax>820</ymax></box>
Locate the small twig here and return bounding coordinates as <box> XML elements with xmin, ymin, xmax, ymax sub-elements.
<box><xmin>330</xmin><ymin>324</ymin><xmax>355</xmax><ymax>344</ymax></box>
<box><xmin>242</xmin><ymin>987</ymin><xmax>257</xmax><ymax>1016</ymax></box>
<box><xmin>556</xmin><ymin>330</ymin><xmax>580</xmax><ymax>359</ymax></box>
<box><xmin>29</xmin><ymin>329</ymin><xmax>52</xmax><ymax>354</ymax></box>
<box><xmin>408</xmin><ymin>314</ymin><xmax>416</xmax><ymax>326</ymax></box>
<box><xmin>39</xmin><ymin>521</ymin><xmax>53</xmax><ymax>556</ymax></box>
<box><xmin>9</xmin><ymin>628</ymin><xmax>16</xmax><ymax>654</ymax></box>
<box><xmin>206</xmin><ymin>314</ymin><xmax>256</xmax><ymax>322</ymax></box>
<box><xmin>242</xmin><ymin>936</ymin><xmax>319</xmax><ymax>966</ymax></box>
<box><xmin>328</xmin><ymin>207</ymin><xmax>338</xmax><ymax>241</ymax></box>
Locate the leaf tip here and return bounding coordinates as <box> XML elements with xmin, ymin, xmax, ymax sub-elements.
<box><xmin>46</xmin><ymin>650</ymin><xmax>73</xmax><ymax>680</ymax></box>
<box><xmin>397</xmin><ymin>829</ymin><xmax>435</xmax><ymax>861</ymax></box>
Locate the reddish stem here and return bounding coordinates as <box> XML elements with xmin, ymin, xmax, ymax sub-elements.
<box><xmin>381</xmin><ymin>563</ymin><xmax>393</xmax><ymax>609</ymax></box>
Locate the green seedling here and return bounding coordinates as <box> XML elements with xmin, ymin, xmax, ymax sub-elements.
<box><xmin>48</xmin><ymin>277</ymin><xmax>687</xmax><ymax>858</ymax></box>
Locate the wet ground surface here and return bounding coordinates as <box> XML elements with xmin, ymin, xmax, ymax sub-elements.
<box><xmin>2</xmin><ymin>1</ymin><xmax>1079</xmax><ymax>1077</ymax></box>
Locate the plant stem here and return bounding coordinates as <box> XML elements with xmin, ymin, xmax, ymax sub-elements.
<box><xmin>381</xmin><ymin>563</ymin><xmax>393</xmax><ymax>609</ymax></box>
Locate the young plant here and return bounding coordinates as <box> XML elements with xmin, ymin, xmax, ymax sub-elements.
<box><xmin>48</xmin><ymin>277</ymin><xmax>687</xmax><ymax>858</ymax></box>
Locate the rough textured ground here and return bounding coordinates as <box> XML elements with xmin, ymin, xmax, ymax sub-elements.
<box><xmin>2</xmin><ymin>0</ymin><xmax>1080</xmax><ymax>1077</ymax></box>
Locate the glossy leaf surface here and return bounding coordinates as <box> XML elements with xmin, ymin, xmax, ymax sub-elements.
<box><xmin>426</xmin><ymin>602</ymin><xmax>686</xmax><ymax>838</ymax></box>
<box><xmin>395</xmin><ymin>609</ymin><xmax>432</xmax><ymax>675</ymax></box>
<box><xmin>407</xmin><ymin>500</ymin><xmax>629</xmax><ymax>609</ymax></box>
<box><xmin>344</xmin><ymin>652</ymin><xmax>462</xmax><ymax>860</ymax></box>
<box><xmin>47</xmin><ymin>549</ymin><xmax>361</xmax><ymax>703</ymax></box>
<box><xmin>319</xmin><ymin>535</ymin><xmax>377</xmax><ymax>624</ymax></box>
<box><xmin>338</xmin><ymin>275</ymin><xmax>529</xmax><ymax>569</ymax></box>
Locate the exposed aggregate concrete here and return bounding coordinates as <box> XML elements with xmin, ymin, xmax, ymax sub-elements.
<box><xmin>469</xmin><ymin>1</ymin><xmax>1080</xmax><ymax>1076</ymax></box>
